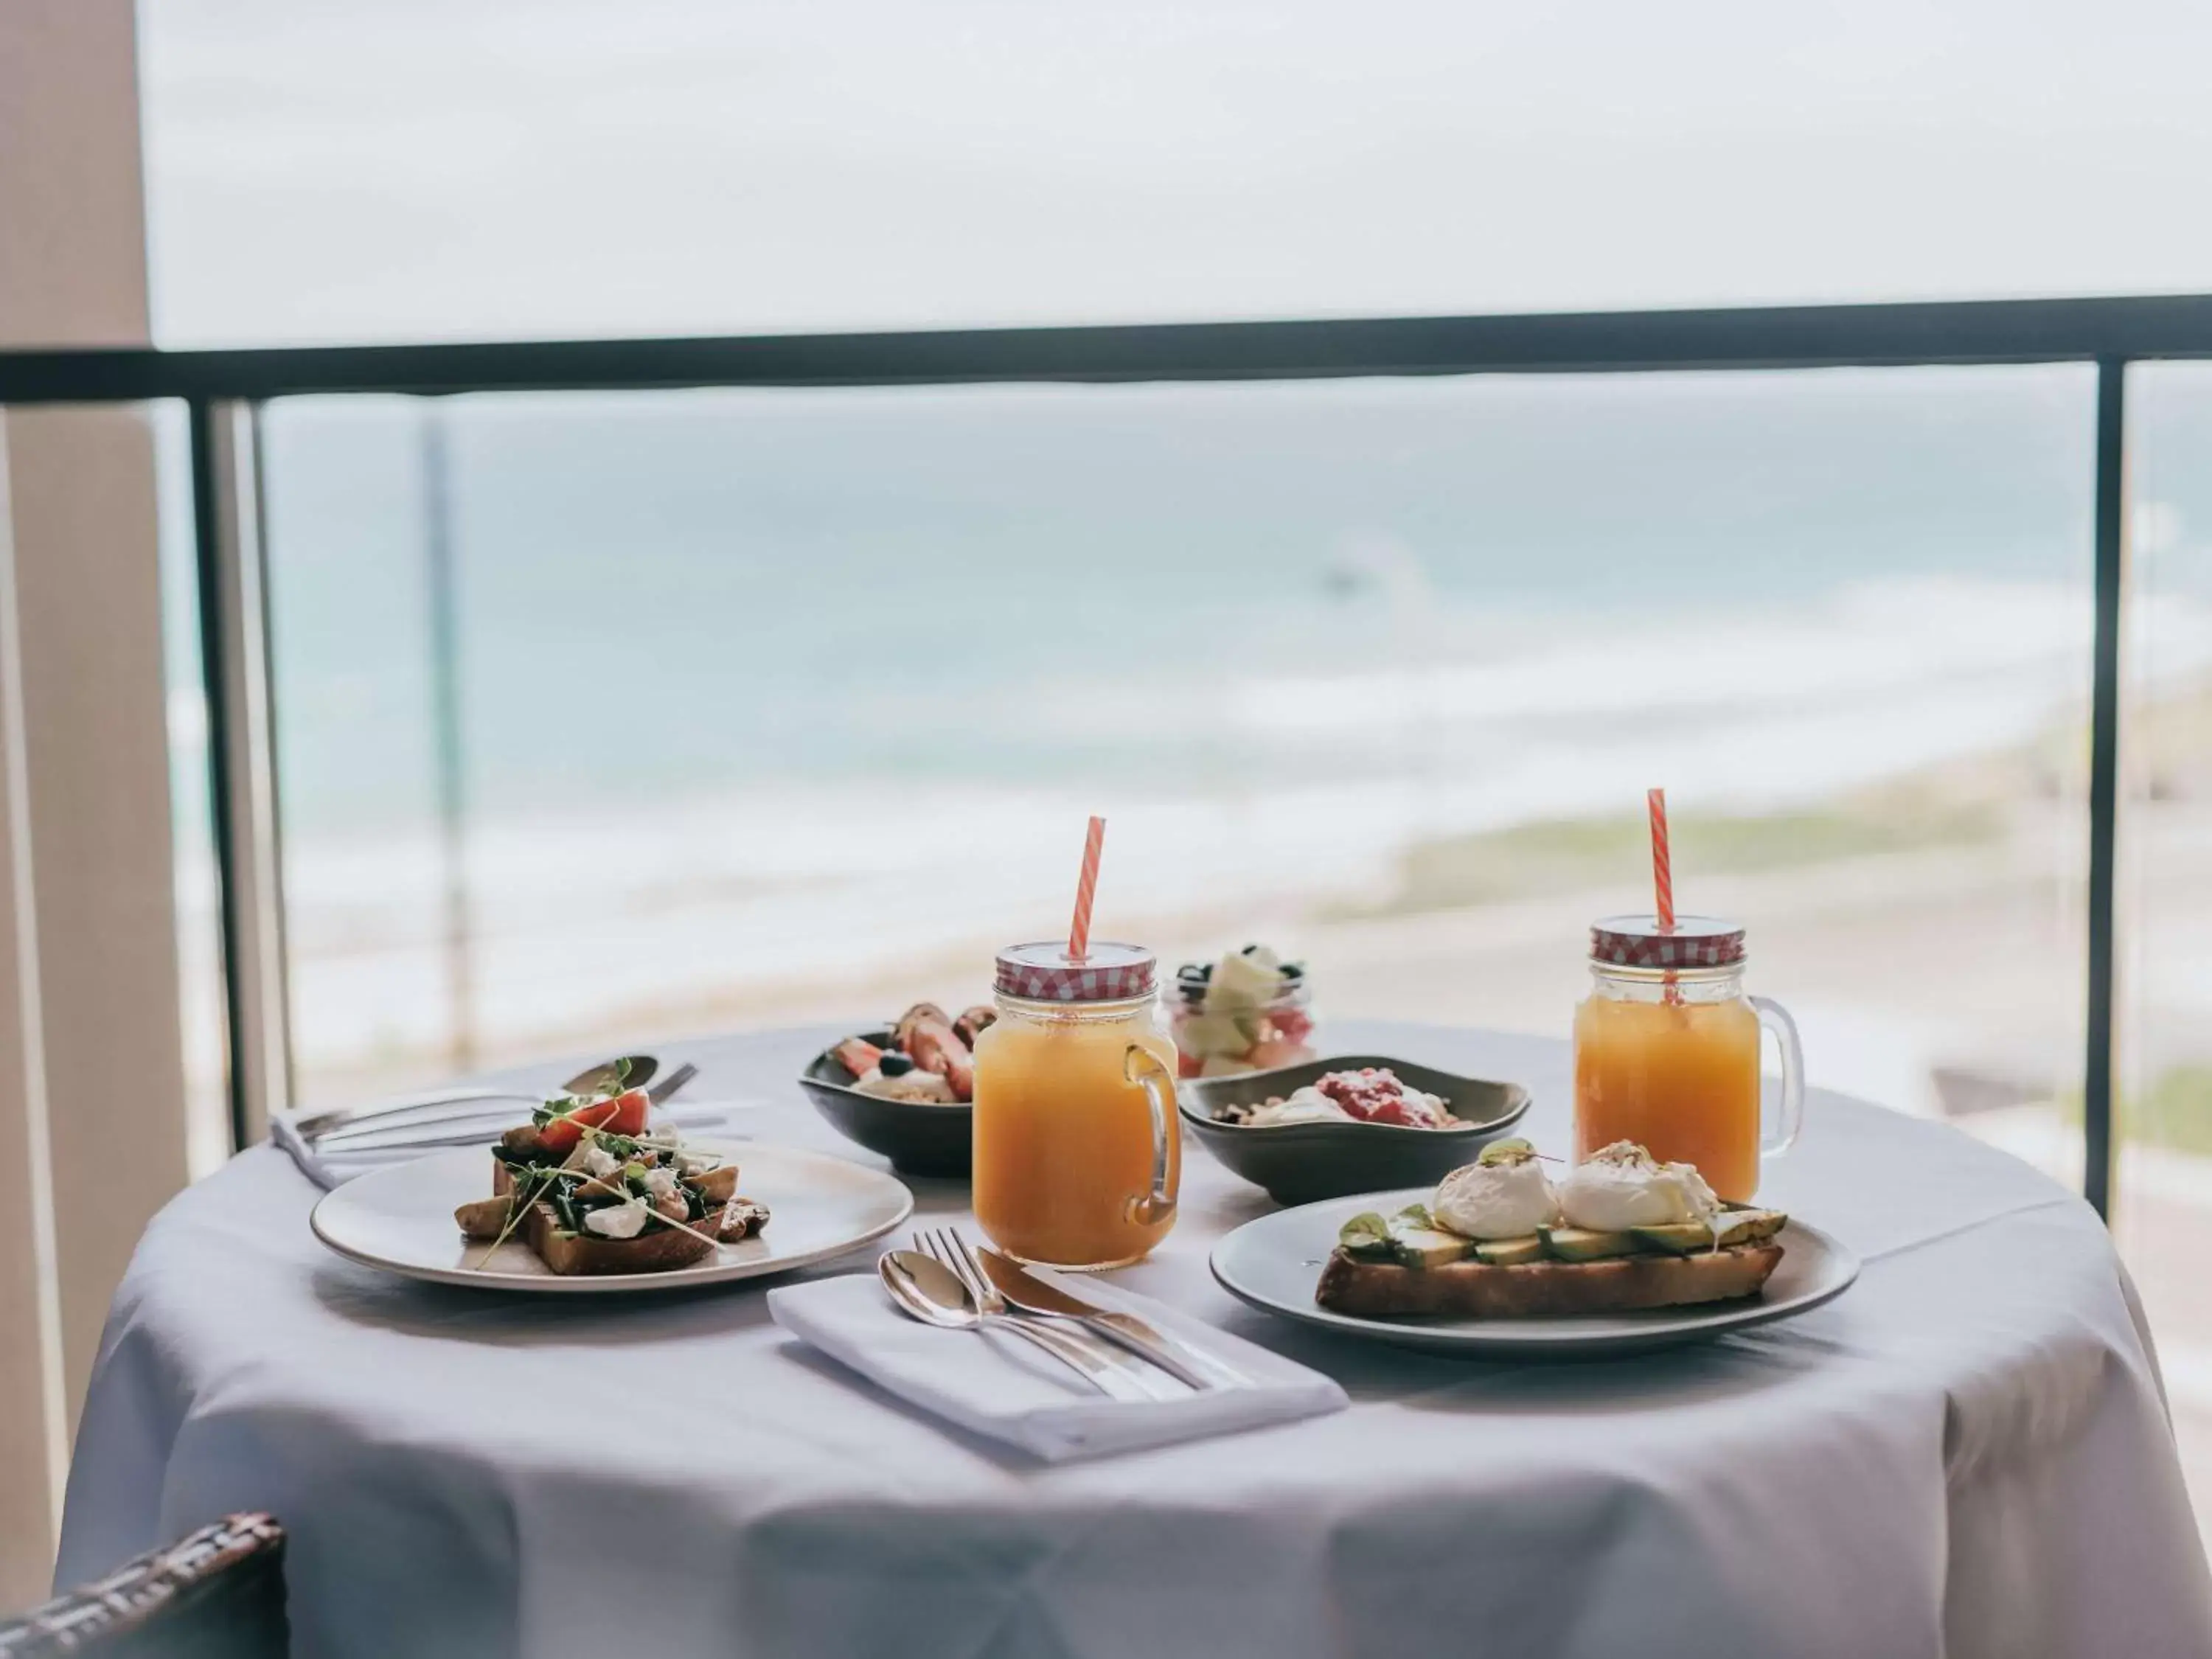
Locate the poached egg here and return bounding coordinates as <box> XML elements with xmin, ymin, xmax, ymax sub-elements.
<box><xmin>1432</xmin><ymin>1139</ymin><xmax>1559</xmax><ymax>1239</ymax></box>
<box><xmin>1557</xmin><ymin>1141</ymin><xmax>1721</xmax><ymax>1233</ymax></box>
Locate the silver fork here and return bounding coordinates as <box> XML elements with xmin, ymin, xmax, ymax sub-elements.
<box><xmin>915</xmin><ymin>1230</ymin><xmax>1180</xmax><ymax>1402</ymax></box>
<box><xmin>928</xmin><ymin>1228</ymin><xmax>1192</xmax><ymax>1399</ymax></box>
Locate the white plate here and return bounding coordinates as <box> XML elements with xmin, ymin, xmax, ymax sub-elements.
<box><xmin>1211</xmin><ymin>1188</ymin><xmax>1860</xmax><ymax>1357</ymax></box>
<box><xmin>311</xmin><ymin>1141</ymin><xmax>913</xmax><ymax>1293</ymax></box>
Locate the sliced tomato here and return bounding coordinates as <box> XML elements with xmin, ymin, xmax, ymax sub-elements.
<box><xmin>601</xmin><ymin>1087</ymin><xmax>650</xmax><ymax>1135</ymax></box>
<box><xmin>536</xmin><ymin>1109</ymin><xmax>598</xmax><ymax>1157</ymax></box>
<box><xmin>538</xmin><ymin>1088</ymin><xmax>650</xmax><ymax>1155</ymax></box>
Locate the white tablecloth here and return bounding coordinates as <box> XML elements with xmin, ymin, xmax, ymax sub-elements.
<box><xmin>56</xmin><ymin>1023</ymin><xmax>2212</xmax><ymax>1659</ymax></box>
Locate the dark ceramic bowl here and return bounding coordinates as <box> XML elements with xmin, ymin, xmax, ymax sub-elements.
<box><xmin>799</xmin><ymin>1029</ymin><xmax>972</xmax><ymax>1178</ymax></box>
<box><xmin>1178</xmin><ymin>1054</ymin><xmax>1531</xmax><ymax>1206</ymax></box>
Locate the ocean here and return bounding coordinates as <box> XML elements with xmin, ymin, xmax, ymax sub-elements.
<box><xmin>149</xmin><ymin>363</ymin><xmax>2212</xmax><ymax>1088</ymax></box>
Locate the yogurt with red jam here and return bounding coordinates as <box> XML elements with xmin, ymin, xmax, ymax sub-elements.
<box><xmin>1229</xmin><ymin>1066</ymin><xmax>1458</xmax><ymax>1129</ymax></box>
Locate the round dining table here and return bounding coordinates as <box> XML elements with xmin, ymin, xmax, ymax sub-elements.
<box><xmin>56</xmin><ymin>1021</ymin><xmax>2212</xmax><ymax>1659</ymax></box>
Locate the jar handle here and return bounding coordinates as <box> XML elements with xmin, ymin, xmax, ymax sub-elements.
<box><xmin>1122</xmin><ymin>1045</ymin><xmax>1180</xmax><ymax>1228</ymax></box>
<box><xmin>1749</xmin><ymin>995</ymin><xmax>1805</xmax><ymax>1160</ymax></box>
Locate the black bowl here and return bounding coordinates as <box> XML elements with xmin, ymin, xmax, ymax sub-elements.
<box><xmin>799</xmin><ymin>1029</ymin><xmax>972</xmax><ymax>1178</ymax></box>
<box><xmin>1178</xmin><ymin>1054</ymin><xmax>1531</xmax><ymax>1206</ymax></box>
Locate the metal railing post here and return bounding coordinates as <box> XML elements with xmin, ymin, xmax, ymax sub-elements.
<box><xmin>188</xmin><ymin>399</ymin><xmax>293</xmax><ymax>1148</ymax></box>
<box><xmin>2084</xmin><ymin>359</ymin><xmax>2129</xmax><ymax>1218</ymax></box>
<box><xmin>420</xmin><ymin>404</ymin><xmax>475</xmax><ymax>1071</ymax></box>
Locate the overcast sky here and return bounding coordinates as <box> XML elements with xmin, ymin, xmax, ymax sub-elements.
<box><xmin>136</xmin><ymin>0</ymin><xmax>2212</xmax><ymax>347</ymax></box>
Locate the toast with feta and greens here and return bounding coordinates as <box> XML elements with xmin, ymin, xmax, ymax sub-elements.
<box><xmin>452</xmin><ymin>1083</ymin><xmax>768</xmax><ymax>1276</ymax></box>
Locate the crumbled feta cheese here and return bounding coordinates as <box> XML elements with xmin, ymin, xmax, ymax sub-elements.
<box><xmin>582</xmin><ymin>1144</ymin><xmax>622</xmax><ymax>1180</ymax></box>
<box><xmin>582</xmin><ymin>1197</ymin><xmax>650</xmax><ymax>1239</ymax></box>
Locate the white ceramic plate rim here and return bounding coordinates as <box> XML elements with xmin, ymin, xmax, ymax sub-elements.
<box><xmin>1210</xmin><ymin>1186</ymin><xmax>1860</xmax><ymax>1353</ymax></box>
<box><xmin>310</xmin><ymin>1140</ymin><xmax>913</xmax><ymax>1293</ymax></box>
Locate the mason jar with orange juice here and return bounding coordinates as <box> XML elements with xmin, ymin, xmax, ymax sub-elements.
<box><xmin>971</xmin><ymin>942</ymin><xmax>1180</xmax><ymax>1270</ymax></box>
<box><xmin>1572</xmin><ymin>916</ymin><xmax>1802</xmax><ymax>1204</ymax></box>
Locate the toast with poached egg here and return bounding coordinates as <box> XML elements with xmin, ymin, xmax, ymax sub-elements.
<box><xmin>1314</xmin><ymin>1140</ymin><xmax>1787</xmax><ymax>1319</ymax></box>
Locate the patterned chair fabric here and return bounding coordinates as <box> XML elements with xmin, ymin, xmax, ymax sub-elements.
<box><xmin>0</xmin><ymin>1514</ymin><xmax>287</xmax><ymax>1658</ymax></box>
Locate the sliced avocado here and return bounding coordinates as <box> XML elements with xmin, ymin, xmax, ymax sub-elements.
<box><xmin>1541</xmin><ymin>1225</ymin><xmax>1644</xmax><ymax>1262</ymax></box>
<box><xmin>1473</xmin><ymin>1235</ymin><xmax>1545</xmax><ymax>1266</ymax></box>
<box><xmin>1632</xmin><ymin>1223</ymin><xmax>1721</xmax><ymax>1255</ymax></box>
<box><xmin>1388</xmin><ymin>1227</ymin><xmax>1480</xmax><ymax>1268</ymax></box>
<box><xmin>1635</xmin><ymin>1210</ymin><xmax>1789</xmax><ymax>1255</ymax></box>
<box><xmin>1723</xmin><ymin>1208</ymin><xmax>1787</xmax><ymax>1242</ymax></box>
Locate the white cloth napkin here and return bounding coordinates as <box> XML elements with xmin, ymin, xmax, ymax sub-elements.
<box><xmin>768</xmin><ymin>1267</ymin><xmax>1348</xmax><ymax>1462</ymax></box>
<box><xmin>271</xmin><ymin>1102</ymin><xmax>757</xmax><ymax>1188</ymax></box>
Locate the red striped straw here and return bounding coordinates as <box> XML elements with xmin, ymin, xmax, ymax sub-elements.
<box><xmin>1647</xmin><ymin>787</ymin><xmax>1675</xmax><ymax>933</ymax></box>
<box><xmin>1067</xmin><ymin>815</ymin><xmax>1105</xmax><ymax>961</ymax></box>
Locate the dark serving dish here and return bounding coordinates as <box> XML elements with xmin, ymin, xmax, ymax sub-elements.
<box><xmin>1178</xmin><ymin>1054</ymin><xmax>1531</xmax><ymax>1206</ymax></box>
<box><xmin>799</xmin><ymin>1028</ymin><xmax>972</xmax><ymax>1178</ymax></box>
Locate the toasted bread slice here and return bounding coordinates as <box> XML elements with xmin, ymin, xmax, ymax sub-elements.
<box><xmin>481</xmin><ymin>1147</ymin><xmax>765</xmax><ymax>1276</ymax></box>
<box><xmin>1316</xmin><ymin>1241</ymin><xmax>1783</xmax><ymax>1319</ymax></box>
<box><xmin>517</xmin><ymin>1195</ymin><xmax>773</xmax><ymax>1276</ymax></box>
<box><xmin>521</xmin><ymin>1199</ymin><xmax>722</xmax><ymax>1276</ymax></box>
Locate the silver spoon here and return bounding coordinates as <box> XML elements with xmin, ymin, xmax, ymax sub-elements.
<box><xmin>877</xmin><ymin>1251</ymin><xmax>1157</xmax><ymax>1402</ymax></box>
<box><xmin>296</xmin><ymin>1054</ymin><xmax>663</xmax><ymax>1142</ymax></box>
<box><xmin>324</xmin><ymin>1061</ymin><xmax>711</xmax><ymax>1155</ymax></box>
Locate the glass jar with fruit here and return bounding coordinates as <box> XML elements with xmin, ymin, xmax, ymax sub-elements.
<box><xmin>1169</xmin><ymin>945</ymin><xmax>1315</xmax><ymax>1078</ymax></box>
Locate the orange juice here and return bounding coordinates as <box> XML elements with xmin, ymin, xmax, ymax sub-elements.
<box><xmin>1571</xmin><ymin>914</ymin><xmax>1804</xmax><ymax>1205</ymax></box>
<box><xmin>1573</xmin><ymin>993</ymin><xmax>1761</xmax><ymax>1201</ymax></box>
<box><xmin>972</xmin><ymin>942</ymin><xmax>1180</xmax><ymax>1269</ymax></box>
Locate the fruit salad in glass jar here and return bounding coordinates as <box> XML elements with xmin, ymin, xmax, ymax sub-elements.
<box><xmin>1169</xmin><ymin>945</ymin><xmax>1315</xmax><ymax>1078</ymax></box>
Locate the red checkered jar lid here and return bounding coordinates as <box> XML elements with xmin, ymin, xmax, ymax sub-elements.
<box><xmin>994</xmin><ymin>941</ymin><xmax>1158</xmax><ymax>1004</ymax></box>
<box><xmin>1588</xmin><ymin>914</ymin><xmax>1746</xmax><ymax>970</ymax></box>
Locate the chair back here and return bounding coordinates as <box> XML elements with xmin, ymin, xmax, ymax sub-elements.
<box><xmin>0</xmin><ymin>1514</ymin><xmax>287</xmax><ymax>1658</ymax></box>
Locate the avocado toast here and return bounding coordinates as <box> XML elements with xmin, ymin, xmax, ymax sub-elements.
<box><xmin>1315</xmin><ymin>1203</ymin><xmax>1784</xmax><ymax>1318</ymax></box>
<box><xmin>1313</xmin><ymin>1139</ymin><xmax>1787</xmax><ymax>1319</ymax></box>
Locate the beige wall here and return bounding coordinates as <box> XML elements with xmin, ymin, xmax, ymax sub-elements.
<box><xmin>0</xmin><ymin>0</ymin><xmax>189</xmax><ymax>1606</ymax></box>
<box><xmin>0</xmin><ymin>2</ymin><xmax>152</xmax><ymax>348</ymax></box>
<box><xmin>0</xmin><ymin>436</ymin><xmax>70</xmax><ymax>1612</ymax></box>
<box><xmin>9</xmin><ymin>406</ymin><xmax>189</xmax><ymax>1396</ymax></box>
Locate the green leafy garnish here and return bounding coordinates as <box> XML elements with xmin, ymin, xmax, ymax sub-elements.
<box><xmin>532</xmin><ymin>1093</ymin><xmax>586</xmax><ymax>1127</ymax></box>
<box><xmin>1339</xmin><ymin>1211</ymin><xmax>1394</xmax><ymax>1258</ymax></box>
<box><xmin>531</xmin><ymin>1062</ymin><xmax>630</xmax><ymax>1127</ymax></box>
<box><xmin>1477</xmin><ymin>1138</ymin><xmax>1537</xmax><ymax>1168</ymax></box>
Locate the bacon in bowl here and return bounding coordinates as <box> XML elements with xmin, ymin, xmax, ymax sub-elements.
<box><xmin>830</xmin><ymin>1003</ymin><xmax>988</xmax><ymax>1104</ymax></box>
<box><xmin>801</xmin><ymin>1007</ymin><xmax>987</xmax><ymax>1176</ymax></box>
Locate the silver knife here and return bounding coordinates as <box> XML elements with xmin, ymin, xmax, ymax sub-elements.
<box><xmin>975</xmin><ymin>1248</ymin><xmax>1252</xmax><ymax>1390</ymax></box>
